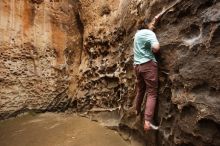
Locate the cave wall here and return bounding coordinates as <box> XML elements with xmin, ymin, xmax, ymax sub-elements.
<box><xmin>155</xmin><ymin>1</ymin><xmax>220</xmax><ymax>146</ymax></box>
<box><xmin>0</xmin><ymin>0</ymin><xmax>82</xmax><ymax>118</ymax></box>
<box><xmin>75</xmin><ymin>0</ymin><xmax>220</xmax><ymax>146</ymax></box>
<box><xmin>0</xmin><ymin>0</ymin><xmax>220</xmax><ymax>146</ymax></box>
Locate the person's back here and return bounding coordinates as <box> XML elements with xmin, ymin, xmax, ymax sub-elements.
<box><xmin>133</xmin><ymin>29</ymin><xmax>158</xmax><ymax>65</ymax></box>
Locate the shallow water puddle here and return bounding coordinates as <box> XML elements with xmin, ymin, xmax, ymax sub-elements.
<box><xmin>0</xmin><ymin>113</ymin><xmax>128</xmax><ymax>146</ymax></box>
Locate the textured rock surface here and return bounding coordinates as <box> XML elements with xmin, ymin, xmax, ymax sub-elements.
<box><xmin>75</xmin><ymin>1</ymin><xmax>220</xmax><ymax>145</ymax></box>
<box><xmin>0</xmin><ymin>0</ymin><xmax>220</xmax><ymax>146</ymax></box>
<box><xmin>0</xmin><ymin>0</ymin><xmax>82</xmax><ymax>117</ymax></box>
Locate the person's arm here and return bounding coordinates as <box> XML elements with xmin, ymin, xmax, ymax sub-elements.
<box><xmin>150</xmin><ymin>18</ymin><xmax>157</xmax><ymax>29</ymax></box>
<box><xmin>152</xmin><ymin>43</ymin><xmax>160</xmax><ymax>53</ymax></box>
<box><xmin>149</xmin><ymin>12</ymin><xmax>163</xmax><ymax>31</ymax></box>
<box><xmin>149</xmin><ymin>31</ymin><xmax>160</xmax><ymax>53</ymax></box>
<box><xmin>150</xmin><ymin>12</ymin><xmax>163</xmax><ymax>52</ymax></box>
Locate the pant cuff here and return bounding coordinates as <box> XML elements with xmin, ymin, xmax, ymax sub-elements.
<box><xmin>144</xmin><ymin>115</ymin><xmax>152</xmax><ymax>122</ymax></box>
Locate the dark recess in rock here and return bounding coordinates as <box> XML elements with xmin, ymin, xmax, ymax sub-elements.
<box><xmin>100</xmin><ymin>5</ymin><xmax>111</xmax><ymax>16</ymax></box>
<box><xmin>31</xmin><ymin>0</ymin><xmax>44</xmax><ymax>4</ymax></box>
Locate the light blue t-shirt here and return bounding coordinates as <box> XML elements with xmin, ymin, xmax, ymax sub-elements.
<box><xmin>133</xmin><ymin>29</ymin><xmax>159</xmax><ymax>65</ymax></box>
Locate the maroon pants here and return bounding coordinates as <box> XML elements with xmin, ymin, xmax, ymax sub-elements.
<box><xmin>134</xmin><ymin>60</ymin><xmax>158</xmax><ymax>122</ymax></box>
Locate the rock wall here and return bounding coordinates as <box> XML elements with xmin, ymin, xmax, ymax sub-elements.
<box><xmin>0</xmin><ymin>0</ymin><xmax>82</xmax><ymax>118</ymax></box>
<box><xmin>0</xmin><ymin>0</ymin><xmax>220</xmax><ymax>146</ymax></box>
<box><xmin>153</xmin><ymin>1</ymin><xmax>220</xmax><ymax>146</ymax></box>
<box><xmin>75</xmin><ymin>0</ymin><xmax>220</xmax><ymax>146</ymax></box>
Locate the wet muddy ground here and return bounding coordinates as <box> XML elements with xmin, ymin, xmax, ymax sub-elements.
<box><xmin>0</xmin><ymin>113</ymin><xmax>128</xmax><ymax>146</ymax></box>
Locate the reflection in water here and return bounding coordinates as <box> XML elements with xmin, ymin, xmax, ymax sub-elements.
<box><xmin>0</xmin><ymin>113</ymin><xmax>128</xmax><ymax>146</ymax></box>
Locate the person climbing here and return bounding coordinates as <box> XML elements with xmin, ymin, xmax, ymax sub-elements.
<box><xmin>133</xmin><ymin>15</ymin><xmax>161</xmax><ymax>131</ymax></box>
